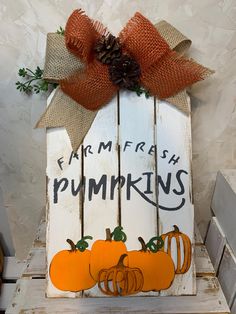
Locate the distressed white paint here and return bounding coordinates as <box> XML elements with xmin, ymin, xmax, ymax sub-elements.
<box><xmin>46</xmin><ymin>91</ymin><xmax>195</xmax><ymax>297</ymax></box>
<box><xmin>119</xmin><ymin>91</ymin><xmax>157</xmax><ymax>250</ymax></box>
<box><xmin>46</xmin><ymin>91</ymin><xmax>83</xmax><ymax>297</ymax></box>
<box><xmin>157</xmin><ymin>99</ymin><xmax>195</xmax><ymax>295</ymax></box>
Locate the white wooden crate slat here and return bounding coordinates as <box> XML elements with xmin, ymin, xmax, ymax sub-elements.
<box><xmin>205</xmin><ymin>217</ymin><xmax>226</xmax><ymax>271</ymax></box>
<box><xmin>218</xmin><ymin>243</ymin><xmax>236</xmax><ymax>307</ymax></box>
<box><xmin>3</xmin><ymin>257</ymin><xmax>26</xmax><ymax>281</ymax></box>
<box><xmin>5</xmin><ymin>277</ymin><xmax>230</xmax><ymax>314</ymax></box>
<box><xmin>46</xmin><ymin>91</ymin><xmax>83</xmax><ymax>298</ymax></box>
<box><xmin>157</xmin><ymin>99</ymin><xmax>195</xmax><ymax>295</ymax></box>
<box><xmin>211</xmin><ymin>170</ymin><xmax>236</xmax><ymax>256</ymax></box>
<box><xmin>0</xmin><ymin>283</ymin><xmax>16</xmax><ymax>311</ymax></box>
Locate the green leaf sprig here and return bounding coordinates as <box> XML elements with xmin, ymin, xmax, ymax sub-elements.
<box><xmin>129</xmin><ymin>86</ymin><xmax>151</xmax><ymax>98</ymax></box>
<box><xmin>16</xmin><ymin>66</ymin><xmax>58</xmax><ymax>95</ymax></box>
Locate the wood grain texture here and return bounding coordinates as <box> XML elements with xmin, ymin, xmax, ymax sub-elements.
<box><xmin>157</xmin><ymin>99</ymin><xmax>195</xmax><ymax>295</ymax></box>
<box><xmin>5</xmin><ymin>277</ymin><xmax>229</xmax><ymax>314</ymax></box>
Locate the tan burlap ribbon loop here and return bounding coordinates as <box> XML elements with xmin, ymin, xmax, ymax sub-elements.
<box><xmin>36</xmin><ymin>12</ymin><xmax>213</xmax><ymax>152</ymax></box>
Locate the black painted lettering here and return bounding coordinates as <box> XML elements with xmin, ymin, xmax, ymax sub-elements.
<box><xmin>148</xmin><ymin>145</ymin><xmax>155</xmax><ymax>155</ymax></box>
<box><xmin>173</xmin><ymin>170</ymin><xmax>188</xmax><ymax>195</ymax></box>
<box><xmin>53</xmin><ymin>178</ymin><xmax>68</xmax><ymax>203</ymax></box>
<box><xmin>135</xmin><ymin>142</ymin><xmax>145</xmax><ymax>152</ymax></box>
<box><xmin>143</xmin><ymin>172</ymin><xmax>153</xmax><ymax>194</ymax></box>
<box><xmin>110</xmin><ymin>175</ymin><xmax>126</xmax><ymax>200</ymax></box>
<box><xmin>158</xmin><ymin>173</ymin><xmax>171</xmax><ymax>194</ymax></box>
<box><xmin>71</xmin><ymin>178</ymin><xmax>84</xmax><ymax>196</ymax></box>
<box><xmin>88</xmin><ymin>175</ymin><xmax>107</xmax><ymax>201</ymax></box>
<box><xmin>123</xmin><ymin>141</ymin><xmax>133</xmax><ymax>152</ymax></box>
<box><xmin>84</xmin><ymin>145</ymin><xmax>93</xmax><ymax>157</ymax></box>
<box><xmin>57</xmin><ymin>157</ymin><xmax>64</xmax><ymax>170</ymax></box>
<box><xmin>168</xmin><ymin>154</ymin><xmax>180</xmax><ymax>165</ymax></box>
<box><xmin>98</xmin><ymin>141</ymin><xmax>112</xmax><ymax>154</ymax></box>
<box><xmin>160</xmin><ymin>150</ymin><xmax>168</xmax><ymax>159</ymax></box>
<box><xmin>69</xmin><ymin>151</ymin><xmax>79</xmax><ymax>165</ymax></box>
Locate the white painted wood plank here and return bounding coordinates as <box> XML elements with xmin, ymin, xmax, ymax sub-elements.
<box><xmin>119</xmin><ymin>91</ymin><xmax>158</xmax><ymax>296</ymax></box>
<box><xmin>3</xmin><ymin>257</ymin><xmax>26</xmax><ymax>281</ymax></box>
<box><xmin>212</xmin><ymin>170</ymin><xmax>236</xmax><ymax>256</ymax></box>
<box><xmin>157</xmin><ymin>99</ymin><xmax>195</xmax><ymax>295</ymax></box>
<box><xmin>83</xmin><ymin>95</ymin><xmax>119</xmax><ymax>297</ymax></box>
<box><xmin>119</xmin><ymin>91</ymin><xmax>157</xmax><ymax>250</ymax></box>
<box><xmin>5</xmin><ymin>277</ymin><xmax>230</xmax><ymax>314</ymax></box>
<box><xmin>218</xmin><ymin>244</ymin><xmax>236</xmax><ymax>307</ymax></box>
<box><xmin>0</xmin><ymin>283</ymin><xmax>16</xmax><ymax>311</ymax></box>
<box><xmin>46</xmin><ymin>90</ymin><xmax>83</xmax><ymax>297</ymax></box>
<box><xmin>205</xmin><ymin>217</ymin><xmax>226</xmax><ymax>271</ymax></box>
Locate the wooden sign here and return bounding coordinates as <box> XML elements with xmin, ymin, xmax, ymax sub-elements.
<box><xmin>46</xmin><ymin>89</ymin><xmax>195</xmax><ymax>297</ymax></box>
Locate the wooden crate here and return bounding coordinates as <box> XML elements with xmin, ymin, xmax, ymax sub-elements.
<box><xmin>5</xmin><ymin>218</ymin><xmax>230</xmax><ymax>313</ymax></box>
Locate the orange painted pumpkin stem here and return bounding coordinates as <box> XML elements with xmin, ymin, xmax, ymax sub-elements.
<box><xmin>66</xmin><ymin>239</ymin><xmax>76</xmax><ymax>252</ymax></box>
<box><xmin>105</xmin><ymin>228</ymin><xmax>112</xmax><ymax>241</ymax></box>
<box><xmin>138</xmin><ymin>237</ymin><xmax>147</xmax><ymax>252</ymax></box>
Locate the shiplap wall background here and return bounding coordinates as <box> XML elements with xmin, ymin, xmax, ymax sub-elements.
<box><xmin>0</xmin><ymin>0</ymin><xmax>236</xmax><ymax>259</ymax></box>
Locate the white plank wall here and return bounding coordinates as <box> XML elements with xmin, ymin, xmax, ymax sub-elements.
<box><xmin>119</xmin><ymin>91</ymin><xmax>157</xmax><ymax>250</ymax></box>
<box><xmin>157</xmin><ymin>99</ymin><xmax>195</xmax><ymax>295</ymax></box>
<box><xmin>46</xmin><ymin>91</ymin><xmax>195</xmax><ymax>297</ymax></box>
<box><xmin>46</xmin><ymin>91</ymin><xmax>83</xmax><ymax>297</ymax></box>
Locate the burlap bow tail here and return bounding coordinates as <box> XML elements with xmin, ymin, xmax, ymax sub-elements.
<box><xmin>36</xmin><ymin>10</ymin><xmax>213</xmax><ymax>151</ymax></box>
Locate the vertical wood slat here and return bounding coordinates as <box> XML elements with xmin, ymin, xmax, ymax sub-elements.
<box><xmin>119</xmin><ymin>91</ymin><xmax>158</xmax><ymax>251</ymax></box>
<box><xmin>205</xmin><ymin>217</ymin><xmax>226</xmax><ymax>272</ymax></box>
<box><xmin>157</xmin><ymin>99</ymin><xmax>195</xmax><ymax>296</ymax></box>
<box><xmin>46</xmin><ymin>90</ymin><xmax>83</xmax><ymax>297</ymax></box>
<box><xmin>218</xmin><ymin>244</ymin><xmax>236</xmax><ymax>307</ymax></box>
<box><xmin>83</xmin><ymin>96</ymin><xmax>119</xmax><ymax>297</ymax></box>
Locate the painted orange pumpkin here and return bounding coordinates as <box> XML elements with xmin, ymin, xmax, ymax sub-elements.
<box><xmin>127</xmin><ymin>237</ymin><xmax>175</xmax><ymax>292</ymax></box>
<box><xmin>49</xmin><ymin>237</ymin><xmax>96</xmax><ymax>292</ymax></box>
<box><xmin>90</xmin><ymin>228</ymin><xmax>127</xmax><ymax>281</ymax></box>
<box><xmin>161</xmin><ymin>225</ymin><xmax>192</xmax><ymax>274</ymax></box>
<box><xmin>98</xmin><ymin>254</ymin><xmax>144</xmax><ymax>296</ymax></box>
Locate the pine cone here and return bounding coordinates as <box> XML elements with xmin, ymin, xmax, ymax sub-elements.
<box><xmin>109</xmin><ymin>55</ymin><xmax>141</xmax><ymax>89</ymax></box>
<box><xmin>94</xmin><ymin>34</ymin><xmax>122</xmax><ymax>65</ymax></box>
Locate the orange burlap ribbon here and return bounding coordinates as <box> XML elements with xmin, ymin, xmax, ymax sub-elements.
<box><xmin>60</xmin><ymin>10</ymin><xmax>211</xmax><ymax>111</ymax></box>
<box><xmin>36</xmin><ymin>9</ymin><xmax>213</xmax><ymax>151</ymax></box>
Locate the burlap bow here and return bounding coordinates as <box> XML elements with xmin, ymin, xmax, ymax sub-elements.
<box><xmin>36</xmin><ymin>10</ymin><xmax>213</xmax><ymax>151</ymax></box>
